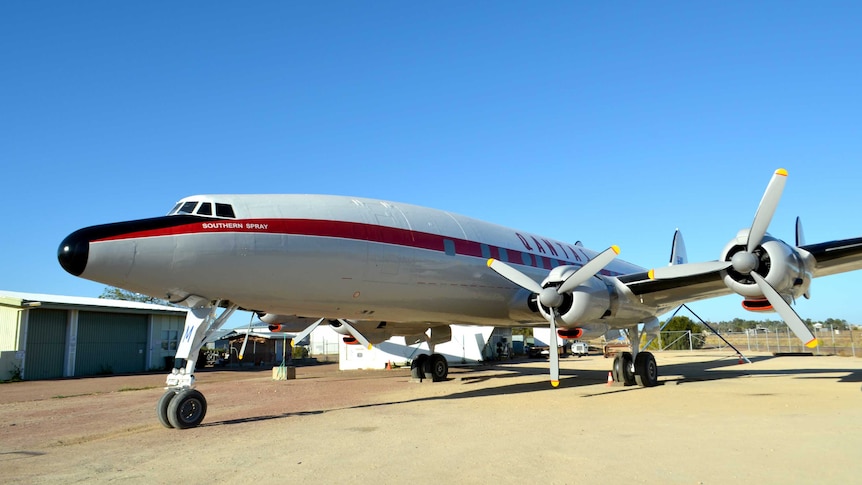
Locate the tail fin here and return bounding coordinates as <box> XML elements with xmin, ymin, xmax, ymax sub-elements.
<box><xmin>669</xmin><ymin>229</ymin><xmax>688</xmax><ymax>266</ymax></box>
<box><xmin>795</xmin><ymin>216</ymin><xmax>806</xmax><ymax>247</ymax></box>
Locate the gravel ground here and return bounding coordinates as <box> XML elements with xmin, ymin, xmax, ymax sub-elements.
<box><xmin>2</xmin><ymin>351</ymin><xmax>861</xmax><ymax>484</ymax></box>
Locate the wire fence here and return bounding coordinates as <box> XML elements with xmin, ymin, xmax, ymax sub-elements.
<box><xmin>651</xmin><ymin>328</ymin><xmax>860</xmax><ymax>357</ymax></box>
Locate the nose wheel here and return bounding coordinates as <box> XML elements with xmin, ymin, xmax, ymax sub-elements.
<box><xmin>156</xmin><ymin>389</ymin><xmax>208</xmax><ymax>429</ymax></box>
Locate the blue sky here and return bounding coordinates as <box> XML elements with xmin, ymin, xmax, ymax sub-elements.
<box><xmin>2</xmin><ymin>1</ymin><xmax>861</xmax><ymax>327</ymax></box>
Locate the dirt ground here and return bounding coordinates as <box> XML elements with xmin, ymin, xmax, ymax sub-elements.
<box><xmin>2</xmin><ymin>350</ymin><xmax>861</xmax><ymax>484</ymax></box>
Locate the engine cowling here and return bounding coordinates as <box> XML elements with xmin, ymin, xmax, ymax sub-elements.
<box><xmin>535</xmin><ymin>266</ymin><xmax>613</xmax><ymax>327</ymax></box>
<box><xmin>719</xmin><ymin>231</ymin><xmax>812</xmax><ymax>304</ymax></box>
<box><xmin>257</xmin><ymin>313</ymin><xmax>317</xmax><ymax>332</ymax></box>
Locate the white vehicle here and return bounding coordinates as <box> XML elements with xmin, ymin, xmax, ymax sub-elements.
<box><xmin>570</xmin><ymin>341</ymin><xmax>589</xmax><ymax>357</ymax></box>
<box><xmin>57</xmin><ymin>169</ymin><xmax>862</xmax><ymax>429</ymax></box>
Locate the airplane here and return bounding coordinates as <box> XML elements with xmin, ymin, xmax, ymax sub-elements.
<box><xmin>57</xmin><ymin>168</ymin><xmax>862</xmax><ymax>429</ymax></box>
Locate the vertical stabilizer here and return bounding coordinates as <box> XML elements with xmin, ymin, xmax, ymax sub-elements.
<box><xmin>669</xmin><ymin>229</ymin><xmax>688</xmax><ymax>266</ymax></box>
<box><xmin>795</xmin><ymin>216</ymin><xmax>806</xmax><ymax>247</ymax></box>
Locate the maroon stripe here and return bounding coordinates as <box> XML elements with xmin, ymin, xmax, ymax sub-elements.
<box><xmin>94</xmin><ymin>217</ymin><xmax>619</xmax><ymax>274</ymax></box>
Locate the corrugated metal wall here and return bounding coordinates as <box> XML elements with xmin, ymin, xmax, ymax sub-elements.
<box><xmin>0</xmin><ymin>306</ymin><xmax>22</xmax><ymax>351</ymax></box>
<box><xmin>24</xmin><ymin>309</ymin><xmax>67</xmax><ymax>380</ymax></box>
<box><xmin>76</xmin><ymin>311</ymin><xmax>147</xmax><ymax>375</ymax></box>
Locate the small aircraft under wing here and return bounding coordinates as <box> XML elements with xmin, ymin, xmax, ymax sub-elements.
<box><xmin>57</xmin><ymin>169</ymin><xmax>862</xmax><ymax>429</ymax></box>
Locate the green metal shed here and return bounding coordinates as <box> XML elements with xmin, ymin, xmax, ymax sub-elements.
<box><xmin>0</xmin><ymin>290</ymin><xmax>188</xmax><ymax>380</ymax></box>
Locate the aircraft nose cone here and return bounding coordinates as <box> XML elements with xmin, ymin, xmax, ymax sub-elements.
<box><xmin>58</xmin><ymin>229</ymin><xmax>90</xmax><ymax>276</ymax></box>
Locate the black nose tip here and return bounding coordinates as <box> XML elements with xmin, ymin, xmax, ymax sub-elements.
<box><xmin>58</xmin><ymin>229</ymin><xmax>89</xmax><ymax>276</ymax></box>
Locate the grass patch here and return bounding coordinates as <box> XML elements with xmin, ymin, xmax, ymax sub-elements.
<box><xmin>53</xmin><ymin>393</ymin><xmax>96</xmax><ymax>399</ymax></box>
<box><xmin>119</xmin><ymin>386</ymin><xmax>157</xmax><ymax>392</ymax></box>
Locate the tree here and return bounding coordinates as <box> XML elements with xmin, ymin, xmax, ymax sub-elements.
<box><xmin>100</xmin><ymin>287</ymin><xmax>171</xmax><ymax>306</ymax></box>
<box><xmin>658</xmin><ymin>316</ymin><xmax>705</xmax><ymax>350</ymax></box>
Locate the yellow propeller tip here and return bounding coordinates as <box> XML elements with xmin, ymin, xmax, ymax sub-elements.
<box><xmin>551</xmin><ymin>380</ymin><xmax>559</xmax><ymax>388</ymax></box>
<box><xmin>776</xmin><ymin>168</ymin><xmax>788</xmax><ymax>176</ymax></box>
<box><xmin>611</xmin><ymin>245</ymin><xmax>620</xmax><ymax>254</ymax></box>
<box><xmin>805</xmin><ymin>338</ymin><xmax>818</xmax><ymax>349</ymax></box>
<box><xmin>367</xmin><ymin>344</ymin><xmax>373</xmax><ymax>350</ymax></box>
<box><xmin>486</xmin><ymin>258</ymin><xmax>495</xmax><ymax>267</ymax></box>
<box><xmin>648</xmin><ymin>269</ymin><xmax>655</xmax><ymax>280</ymax></box>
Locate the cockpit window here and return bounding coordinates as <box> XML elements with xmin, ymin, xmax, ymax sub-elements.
<box><xmin>178</xmin><ymin>201</ymin><xmax>198</xmax><ymax>214</ymax></box>
<box><xmin>168</xmin><ymin>200</ymin><xmax>235</xmax><ymax>218</ymax></box>
<box><xmin>215</xmin><ymin>203</ymin><xmax>236</xmax><ymax>218</ymax></box>
<box><xmin>196</xmin><ymin>202</ymin><xmax>213</xmax><ymax>216</ymax></box>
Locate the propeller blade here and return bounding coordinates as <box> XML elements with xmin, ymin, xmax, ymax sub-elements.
<box><xmin>487</xmin><ymin>258</ymin><xmax>543</xmax><ymax>293</ymax></box>
<box><xmin>338</xmin><ymin>319</ymin><xmax>373</xmax><ymax>350</ymax></box>
<box><xmin>748</xmin><ymin>168</ymin><xmax>788</xmax><ymax>252</ymax></box>
<box><xmin>238</xmin><ymin>332</ymin><xmax>250</xmax><ymax>360</ymax></box>
<box><xmin>238</xmin><ymin>313</ymin><xmax>255</xmax><ymax>360</ymax></box>
<box><xmin>548</xmin><ymin>309</ymin><xmax>560</xmax><ymax>387</ymax></box>
<box><xmin>557</xmin><ymin>245</ymin><xmax>620</xmax><ymax>294</ymax></box>
<box><xmin>292</xmin><ymin>318</ymin><xmax>324</xmax><ymax>346</ymax></box>
<box><xmin>649</xmin><ymin>261</ymin><xmax>732</xmax><ymax>280</ymax></box>
<box><xmin>751</xmin><ymin>272</ymin><xmax>818</xmax><ymax>348</ymax></box>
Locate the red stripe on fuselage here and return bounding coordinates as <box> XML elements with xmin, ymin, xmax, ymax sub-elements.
<box><xmin>93</xmin><ymin>218</ymin><xmax>620</xmax><ymax>275</ymax></box>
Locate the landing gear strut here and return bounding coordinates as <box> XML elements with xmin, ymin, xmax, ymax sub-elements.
<box><xmin>157</xmin><ymin>300</ymin><xmax>237</xmax><ymax>429</ymax></box>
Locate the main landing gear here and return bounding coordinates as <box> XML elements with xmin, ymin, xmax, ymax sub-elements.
<box><xmin>410</xmin><ymin>353</ymin><xmax>449</xmax><ymax>382</ymax></box>
<box><xmin>611</xmin><ymin>323</ymin><xmax>659</xmax><ymax>388</ymax></box>
<box><xmin>157</xmin><ymin>300</ymin><xmax>238</xmax><ymax>429</ymax></box>
<box><xmin>612</xmin><ymin>351</ymin><xmax>658</xmax><ymax>387</ymax></box>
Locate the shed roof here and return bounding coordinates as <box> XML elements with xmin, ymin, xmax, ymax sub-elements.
<box><xmin>0</xmin><ymin>290</ymin><xmax>188</xmax><ymax>315</ymax></box>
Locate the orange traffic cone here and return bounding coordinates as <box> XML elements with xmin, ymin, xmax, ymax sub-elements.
<box><xmin>607</xmin><ymin>371</ymin><xmax>613</xmax><ymax>386</ymax></box>
<box><xmin>737</xmin><ymin>355</ymin><xmax>744</xmax><ymax>365</ymax></box>
<box><xmin>385</xmin><ymin>361</ymin><xmax>392</xmax><ymax>370</ymax></box>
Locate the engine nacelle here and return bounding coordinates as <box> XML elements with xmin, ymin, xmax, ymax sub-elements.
<box><xmin>258</xmin><ymin>313</ymin><xmax>317</xmax><ymax>332</ymax></box>
<box><xmin>536</xmin><ymin>266</ymin><xmax>613</xmax><ymax>327</ymax></box>
<box><xmin>329</xmin><ymin>320</ymin><xmax>393</xmax><ymax>345</ymax></box>
<box><xmin>719</xmin><ymin>231</ymin><xmax>812</xmax><ymax>301</ymax></box>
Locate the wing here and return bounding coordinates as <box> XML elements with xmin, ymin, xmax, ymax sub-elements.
<box><xmin>618</xmin><ymin>270</ymin><xmax>730</xmax><ymax>309</ymax></box>
<box><xmin>800</xmin><ymin>236</ymin><xmax>862</xmax><ymax>277</ymax></box>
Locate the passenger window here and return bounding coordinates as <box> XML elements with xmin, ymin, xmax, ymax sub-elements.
<box><xmin>178</xmin><ymin>201</ymin><xmax>198</xmax><ymax>214</ymax></box>
<box><xmin>443</xmin><ymin>239</ymin><xmax>456</xmax><ymax>256</ymax></box>
<box><xmin>215</xmin><ymin>203</ymin><xmax>236</xmax><ymax>218</ymax></box>
<box><xmin>196</xmin><ymin>203</ymin><xmax>213</xmax><ymax>216</ymax></box>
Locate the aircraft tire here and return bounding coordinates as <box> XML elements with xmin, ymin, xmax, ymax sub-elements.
<box><xmin>634</xmin><ymin>352</ymin><xmax>659</xmax><ymax>387</ymax></box>
<box><xmin>616</xmin><ymin>352</ymin><xmax>636</xmax><ymax>386</ymax></box>
<box><xmin>425</xmin><ymin>353</ymin><xmax>448</xmax><ymax>382</ymax></box>
<box><xmin>166</xmin><ymin>389</ymin><xmax>207</xmax><ymax>429</ymax></box>
<box><xmin>611</xmin><ymin>355</ymin><xmax>623</xmax><ymax>383</ymax></box>
<box><xmin>411</xmin><ymin>354</ymin><xmax>428</xmax><ymax>380</ymax></box>
<box><xmin>156</xmin><ymin>390</ymin><xmax>177</xmax><ymax>428</ymax></box>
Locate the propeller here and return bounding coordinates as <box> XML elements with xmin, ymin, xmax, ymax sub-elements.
<box><xmin>488</xmin><ymin>245</ymin><xmax>620</xmax><ymax>386</ymax></box>
<box><xmin>649</xmin><ymin>168</ymin><xmax>818</xmax><ymax>348</ymax></box>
